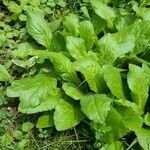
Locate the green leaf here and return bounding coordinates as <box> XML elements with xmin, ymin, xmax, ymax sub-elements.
<box><xmin>12</xmin><ymin>57</ymin><xmax>37</xmax><ymax>69</ymax></box>
<box><xmin>62</xmin><ymin>83</ymin><xmax>83</xmax><ymax>100</ymax></box>
<box><xmin>113</xmin><ymin>100</ymin><xmax>143</xmax><ymax>131</ymax></box>
<box><xmin>18</xmin><ymin>139</ymin><xmax>29</xmax><ymax>149</ymax></box>
<box><xmin>66</xmin><ymin>36</ymin><xmax>87</xmax><ymax>60</ymax></box>
<box><xmin>136</xmin><ymin>128</ymin><xmax>150</xmax><ymax>150</ymax></box>
<box><xmin>50</xmin><ymin>31</ymin><xmax>66</xmax><ymax>52</ymax></box>
<box><xmin>100</xmin><ymin>141</ymin><xmax>125</xmax><ymax>150</ymax></box>
<box><xmin>54</xmin><ymin>98</ymin><xmax>83</xmax><ymax>131</ymax></box>
<box><xmin>1</xmin><ymin>133</ymin><xmax>13</xmax><ymax>146</ymax></box>
<box><xmin>143</xmin><ymin>63</ymin><xmax>150</xmax><ymax>85</ymax></box>
<box><xmin>79</xmin><ymin>20</ymin><xmax>95</xmax><ymax>51</ymax></box>
<box><xmin>0</xmin><ymin>64</ymin><xmax>11</xmax><ymax>81</ymax></box>
<box><xmin>101</xmin><ymin>108</ymin><xmax>128</xmax><ymax>143</ymax></box>
<box><xmin>114</xmin><ymin>20</ymin><xmax>150</xmax><ymax>54</ymax></box>
<box><xmin>117</xmin><ymin>35</ymin><xmax>135</xmax><ymax>56</ymax></box>
<box><xmin>80</xmin><ymin>94</ymin><xmax>112</xmax><ymax>123</ymax></box>
<box><xmin>91</xmin><ymin>14</ymin><xmax>106</xmax><ymax>35</ymax></box>
<box><xmin>97</xmin><ymin>33</ymin><xmax>135</xmax><ymax>65</ymax></box>
<box><xmin>133</xmin><ymin>5</ymin><xmax>150</xmax><ymax>21</ymax></box>
<box><xmin>13</xmin><ymin>130</ymin><xmax>23</xmax><ymax>140</ymax></box>
<box><xmin>36</xmin><ymin>112</ymin><xmax>54</xmax><ymax>128</ymax></box>
<box><xmin>22</xmin><ymin>122</ymin><xmax>34</xmax><ymax>132</ymax></box>
<box><xmin>49</xmin><ymin>52</ymin><xmax>80</xmax><ymax>84</ymax></box>
<box><xmin>144</xmin><ymin>113</ymin><xmax>150</xmax><ymax>126</ymax></box>
<box><xmin>103</xmin><ymin>65</ymin><xmax>125</xmax><ymax>99</ymax></box>
<box><xmin>81</xmin><ymin>6</ymin><xmax>90</xmax><ymax>18</ymax></box>
<box><xmin>12</xmin><ymin>42</ymin><xmax>36</xmax><ymax>58</ymax></box>
<box><xmin>12</xmin><ymin>50</ymin><xmax>80</xmax><ymax>84</ymax></box>
<box><xmin>74</xmin><ymin>58</ymin><xmax>106</xmax><ymax>93</ymax></box>
<box><xmin>64</xmin><ymin>14</ymin><xmax>79</xmax><ymax>36</ymax></box>
<box><xmin>8</xmin><ymin>1</ymin><xmax>22</xmax><ymax>13</ymax></box>
<box><xmin>127</xmin><ymin>64</ymin><xmax>149</xmax><ymax>111</ymax></box>
<box><xmin>6</xmin><ymin>74</ymin><xmax>59</xmax><ymax>114</ymax></box>
<box><xmin>89</xmin><ymin>0</ymin><xmax>116</xmax><ymax>27</ymax></box>
<box><xmin>97</xmin><ymin>34</ymin><xmax>118</xmax><ymax>65</ymax></box>
<box><xmin>27</xmin><ymin>9</ymin><xmax>52</xmax><ymax>48</ymax></box>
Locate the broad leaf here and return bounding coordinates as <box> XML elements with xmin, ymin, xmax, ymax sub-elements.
<box><xmin>62</xmin><ymin>83</ymin><xmax>83</xmax><ymax>100</ymax></box>
<box><xmin>80</xmin><ymin>94</ymin><xmax>112</xmax><ymax>123</ymax></box>
<box><xmin>12</xmin><ymin>42</ymin><xmax>35</xmax><ymax>58</ymax></box>
<box><xmin>91</xmin><ymin>13</ymin><xmax>106</xmax><ymax>35</ymax></box>
<box><xmin>143</xmin><ymin>63</ymin><xmax>150</xmax><ymax>85</ymax></box>
<box><xmin>0</xmin><ymin>64</ymin><xmax>11</xmax><ymax>81</ymax></box>
<box><xmin>74</xmin><ymin>58</ymin><xmax>106</xmax><ymax>93</ymax></box>
<box><xmin>144</xmin><ymin>113</ymin><xmax>150</xmax><ymax>126</ymax></box>
<box><xmin>103</xmin><ymin>65</ymin><xmax>125</xmax><ymax>99</ymax></box>
<box><xmin>50</xmin><ymin>32</ymin><xmax>66</xmax><ymax>52</ymax></box>
<box><xmin>49</xmin><ymin>52</ymin><xmax>80</xmax><ymax>84</ymax></box>
<box><xmin>127</xmin><ymin>64</ymin><xmax>149</xmax><ymax>111</ymax></box>
<box><xmin>12</xmin><ymin>57</ymin><xmax>37</xmax><ymax>69</ymax></box>
<box><xmin>89</xmin><ymin>0</ymin><xmax>116</xmax><ymax>27</ymax></box>
<box><xmin>133</xmin><ymin>5</ymin><xmax>150</xmax><ymax>21</ymax></box>
<box><xmin>114</xmin><ymin>100</ymin><xmax>143</xmax><ymax>131</ymax></box>
<box><xmin>97</xmin><ymin>34</ymin><xmax>135</xmax><ymax>65</ymax></box>
<box><xmin>136</xmin><ymin>128</ymin><xmax>150</xmax><ymax>150</ymax></box>
<box><xmin>100</xmin><ymin>108</ymin><xmax>128</xmax><ymax>143</ymax></box>
<box><xmin>54</xmin><ymin>98</ymin><xmax>83</xmax><ymax>131</ymax></box>
<box><xmin>79</xmin><ymin>20</ymin><xmax>95</xmax><ymax>51</ymax></box>
<box><xmin>117</xmin><ymin>35</ymin><xmax>135</xmax><ymax>56</ymax></box>
<box><xmin>6</xmin><ymin>74</ymin><xmax>60</xmax><ymax>114</ymax></box>
<box><xmin>114</xmin><ymin>20</ymin><xmax>150</xmax><ymax>54</ymax></box>
<box><xmin>97</xmin><ymin>34</ymin><xmax>118</xmax><ymax>65</ymax></box>
<box><xmin>64</xmin><ymin>14</ymin><xmax>79</xmax><ymax>36</ymax></box>
<box><xmin>22</xmin><ymin>122</ymin><xmax>34</xmax><ymax>132</ymax></box>
<box><xmin>36</xmin><ymin>112</ymin><xmax>54</xmax><ymax>128</ymax></box>
<box><xmin>27</xmin><ymin>9</ymin><xmax>52</xmax><ymax>48</ymax></box>
<box><xmin>66</xmin><ymin>36</ymin><xmax>87</xmax><ymax>60</ymax></box>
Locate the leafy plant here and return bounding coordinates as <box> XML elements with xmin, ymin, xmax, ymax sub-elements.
<box><xmin>0</xmin><ymin>0</ymin><xmax>150</xmax><ymax>149</ymax></box>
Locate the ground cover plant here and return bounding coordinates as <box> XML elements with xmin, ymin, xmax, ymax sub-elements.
<box><xmin>0</xmin><ymin>0</ymin><xmax>150</xmax><ymax>149</ymax></box>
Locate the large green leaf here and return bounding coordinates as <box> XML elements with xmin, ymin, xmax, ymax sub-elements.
<box><xmin>80</xmin><ymin>94</ymin><xmax>112</xmax><ymax>123</ymax></box>
<box><xmin>64</xmin><ymin>14</ymin><xmax>79</xmax><ymax>36</ymax></box>
<box><xmin>0</xmin><ymin>64</ymin><xmax>11</xmax><ymax>81</ymax></box>
<box><xmin>74</xmin><ymin>58</ymin><xmax>106</xmax><ymax>93</ymax></box>
<box><xmin>103</xmin><ymin>65</ymin><xmax>125</xmax><ymax>99</ymax></box>
<box><xmin>79</xmin><ymin>20</ymin><xmax>95</xmax><ymax>51</ymax></box>
<box><xmin>100</xmin><ymin>108</ymin><xmax>128</xmax><ymax>143</ymax></box>
<box><xmin>12</xmin><ymin>50</ymin><xmax>80</xmax><ymax>84</ymax></box>
<box><xmin>6</xmin><ymin>74</ymin><xmax>60</xmax><ymax>114</ymax></box>
<box><xmin>49</xmin><ymin>52</ymin><xmax>80</xmax><ymax>84</ymax></box>
<box><xmin>136</xmin><ymin>128</ymin><xmax>150</xmax><ymax>150</ymax></box>
<box><xmin>117</xmin><ymin>35</ymin><xmax>135</xmax><ymax>56</ymax></box>
<box><xmin>97</xmin><ymin>33</ymin><xmax>134</xmax><ymax>65</ymax></box>
<box><xmin>91</xmin><ymin>13</ymin><xmax>106</xmax><ymax>35</ymax></box>
<box><xmin>133</xmin><ymin>5</ymin><xmax>150</xmax><ymax>21</ymax></box>
<box><xmin>27</xmin><ymin>9</ymin><xmax>52</xmax><ymax>48</ymax></box>
<box><xmin>66</xmin><ymin>36</ymin><xmax>87</xmax><ymax>60</ymax></box>
<box><xmin>12</xmin><ymin>42</ymin><xmax>35</xmax><ymax>58</ymax></box>
<box><xmin>62</xmin><ymin>83</ymin><xmax>83</xmax><ymax>100</ymax></box>
<box><xmin>54</xmin><ymin>98</ymin><xmax>83</xmax><ymax>131</ymax></box>
<box><xmin>50</xmin><ymin>32</ymin><xmax>66</xmax><ymax>52</ymax></box>
<box><xmin>114</xmin><ymin>20</ymin><xmax>150</xmax><ymax>54</ymax></box>
<box><xmin>89</xmin><ymin>0</ymin><xmax>116</xmax><ymax>27</ymax></box>
<box><xmin>127</xmin><ymin>64</ymin><xmax>149</xmax><ymax>111</ymax></box>
<box><xmin>113</xmin><ymin>100</ymin><xmax>143</xmax><ymax>131</ymax></box>
<box><xmin>97</xmin><ymin>34</ymin><xmax>118</xmax><ymax>65</ymax></box>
